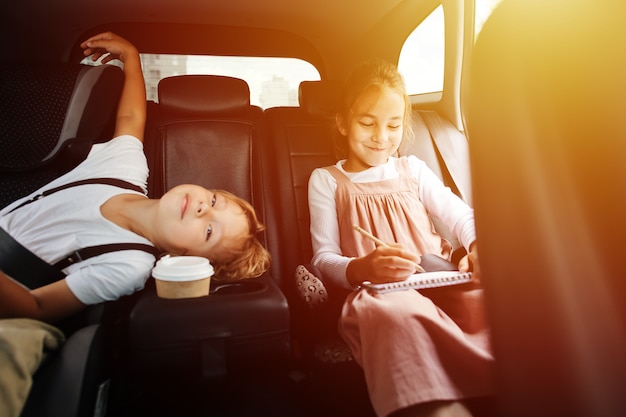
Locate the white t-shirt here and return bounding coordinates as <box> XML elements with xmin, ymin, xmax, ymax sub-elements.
<box><xmin>308</xmin><ymin>155</ymin><xmax>476</xmax><ymax>286</ymax></box>
<box><xmin>0</xmin><ymin>135</ymin><xmax>155</xmax><ymax>304</ymax></box>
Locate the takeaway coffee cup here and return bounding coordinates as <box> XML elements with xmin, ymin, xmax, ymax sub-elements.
<box><xmin>152</xmin><ymin>255</ymin><xmax>214</xmax><ymax>299</ymax></box>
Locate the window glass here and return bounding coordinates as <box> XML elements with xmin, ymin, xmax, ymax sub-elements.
<box><xmin>475</xmin><ymin>0</ymin><xmax>503</xmax><ymax>41</ymax></box>
<box><xmin>398</xmin><ymin>5</ymin><xmax>445</xmax><ymax>95</ymax></box>
<box><xmin>83</xmin><ymin>54</ymin><xmax>321</xmax><ymax>109</ymax></box>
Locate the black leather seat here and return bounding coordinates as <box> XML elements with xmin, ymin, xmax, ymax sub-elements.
<box><xmin>122</xmin><ymin>74</ymin><xmax>291</xmax><ymax>415</ymax></box>
<box><xmin>264</xmin><ymin>80</ymin><xmax>376</xmax><ymax>416</ymax></box>
<box><xmin>263</xmin><ymin>80</ymin><xmax>340</xmax><ymax>310</ymax></box>
<box><xmin>264</xmin><ymin>79</ymin><xmax>485</xmax><ymax>416</ymax></box>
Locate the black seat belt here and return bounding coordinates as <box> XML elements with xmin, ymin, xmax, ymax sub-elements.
<box><xmin>0</xmin><ymin>227</ymin><xmax>66</xmax><ymax>288</ymax></box>
<box><xmin>0</xmin><ymin>178</ymin><xmax>160</xmax><ymax>289</ymax></box>
<box><xmin>6</xmin><ymin>177</ymin><xmax>145</xmax><ymax>214</ymax></box>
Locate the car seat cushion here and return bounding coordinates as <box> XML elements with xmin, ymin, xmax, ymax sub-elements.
<box><xmin>295</xmin><ymin>264</ymin><xmax>329</xmax><ymax>308</ymax></box>
<box><xmin>158</xmin><ymin>75</ymin><xmax>250</xmax><ymax>116</ymax></box>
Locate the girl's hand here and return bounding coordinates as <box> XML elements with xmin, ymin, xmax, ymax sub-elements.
<box><xmin>80</xmin><ymin>32</ymin><xmax>138</xmax><ymax>65</ymax></box>
<box><xmin>458</xmin><ymin>241</ymin><xmax>481</xmax><ymax>282</ymax></box>
<box><xmin>347</xmin><ymin>243</ymin><xmax>419</xmax><ymax>286</ymax></box>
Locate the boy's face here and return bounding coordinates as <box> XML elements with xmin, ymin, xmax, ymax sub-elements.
<box><xmin>338</xmin><ymin>85</ymin><xmax>405</xmax><ymax>172</ymax></box>
<box><xmin>155</xmin><ymin>185</ymin><xmax>248</xmax><ymax>262</ymax></box>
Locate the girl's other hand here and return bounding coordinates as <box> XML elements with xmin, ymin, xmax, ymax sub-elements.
<box><xmin>458</xmin><ymin>242</ymin><xmax>480</xmax><ymax>282</ymax></box>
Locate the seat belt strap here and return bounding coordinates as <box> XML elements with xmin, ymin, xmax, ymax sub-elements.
<box><xmin>53</xmin><ymin>243</ymin><xmax>161</xmax><ymax>270</ymax></box>
<box><xmin>1</xmin><ymin>177</ymin><xmax>157</xmax><ymax>288</ymax></box>
<box><xmin>7</xmin><ymin>177</ymin><xmax>144</xmax><ymax>214</ymax></box>
<box><xmin>0</xmin><ymin>227</ymin><xmax>66</xmax><ymax>288</ymax></box>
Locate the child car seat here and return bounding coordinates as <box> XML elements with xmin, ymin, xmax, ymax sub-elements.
<box><xmin>0</xmin><ymin>61</ymin><xmax>124</xmax><ymax>417</ymax></box>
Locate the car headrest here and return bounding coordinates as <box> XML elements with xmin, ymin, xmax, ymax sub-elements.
<box><xmin>158</xmin><ymin>75</ymin><xmax>251</xmax><ymax>115</ymax></box>
<box><xmin>0</xmin><ymin>63</ymin><xmax>123</xmax><ymax>170</ymax></box>
<box><xmin>298</xmin><ymin>80</ymin><xmax>342</xmax><ymax>117</ymax></box>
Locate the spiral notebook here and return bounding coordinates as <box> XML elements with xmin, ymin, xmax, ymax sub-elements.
<box><xmin>361</xmin><ymin>270</ymin><xmax>473</xmax><ymax>294</ymax></box>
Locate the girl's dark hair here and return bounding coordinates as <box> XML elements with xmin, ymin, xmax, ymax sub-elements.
<box><xmin>334</xmin><ymin>59</ymin><xmax>414</xmax><ymax>159</ymax></box>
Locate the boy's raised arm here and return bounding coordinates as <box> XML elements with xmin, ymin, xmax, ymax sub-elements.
<box><xmin>81</xmin><ymin>32</ymin><xmax>146</xmax><ymax>142</ymax></box>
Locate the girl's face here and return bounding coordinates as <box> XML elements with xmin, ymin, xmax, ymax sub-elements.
<box><xmin>338</xmin><ymin>85</ymin><xmax>405</xmax><ymax>172</ymax></box>
<box><xmin>154</xmin><ymin>185</ymin><xmax>248</xmax><ymax>262</ymax></box>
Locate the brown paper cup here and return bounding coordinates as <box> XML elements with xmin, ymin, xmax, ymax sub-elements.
<box><xmin>152</xmin><ymin>255</ymin><xmax>214</xmax><ymax>299</ymax></box>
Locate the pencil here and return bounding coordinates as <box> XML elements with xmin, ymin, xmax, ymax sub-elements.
<box><xmin>352</xmin><ymin>224</ymin><xmax>388</xmax><ymax>247</ymax></box>
<box><xmin>352</xmin><ymin>224</ymin><xmax>426</xmax><ymax>273</ymax></box>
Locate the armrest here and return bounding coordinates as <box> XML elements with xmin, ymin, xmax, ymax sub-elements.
<box><xmin>128</xmin><ymin>272</ymin><xmax>290</xmax><ymax>381</ymax></box>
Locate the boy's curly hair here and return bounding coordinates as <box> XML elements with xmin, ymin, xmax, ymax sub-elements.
<box><xmin>210</xmin><ymin>191</ymin><xmax>271</xmax><ymax>281</ymax></box>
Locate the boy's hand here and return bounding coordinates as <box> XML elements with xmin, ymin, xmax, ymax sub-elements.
<box><xmin>80</xmin><ymin>31</ymin><xmax>145</xmax><ymax>140</ymax></box>
<box><xmin>80</xmin><ymin>32</ymin><xmax>138</xmax><ymax>64</ymax></box>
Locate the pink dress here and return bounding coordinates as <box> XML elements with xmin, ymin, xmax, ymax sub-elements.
<box><xmin>326</xmin><ymin>159</ymin><xmax>494</xmax><ymax>417</ymax></box>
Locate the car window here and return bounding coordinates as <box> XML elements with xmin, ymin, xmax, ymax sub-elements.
<box><xmin>144</xmin><ymin>55</ymin><xmax>320</xmax><ymax>108</ymax></box>
<box><xmin>398</xmin><ymin>5</ymin><xmax>444</xmax><ymax>96</ymax></box>
<box><xmin>398</xmin><ymin>0</ymin><xmax>503</xmax><ymax>96</ymax></box>
<box><xmin>475</xmin><ymin>0</ymin><xmax>503</xmax><ymax>40</ymax></box>
<box><xmin>84</xmin><ymin>54</ymin><xmax>321</xmax><ymax>109</ymax></box>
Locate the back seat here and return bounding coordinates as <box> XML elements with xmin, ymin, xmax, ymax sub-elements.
<box><xmin>264</xmin><ymin>81</ymin><xmax>377</xmax><ymax>415</ymax></box>
<box><xmin>263</xmin><ymin>80</ymin><xmax>473</xmax><ymax>415</ymax></box>
<box><xmin>125</xmin><ymin>74</ymin><xmax>473</xmax><ymax>414</ymax></box>
<box><xmin>264</xmin><ymin>80</ymin><xmax>472</xmax><ymax>311</ymax></box>
<box><xmin>143</xmin><ymin>75</ymin><xmax>266</xmax><ymax>212</ymax></box>
<box><xmin>124</xmin><ymin>75</ymin><xmax>290</xmax><ymax>412</ymax></box>
<box><xmin>263</xmin><ymin>81</ymin><xmax>340</xmax><ymax>302</ymax></box>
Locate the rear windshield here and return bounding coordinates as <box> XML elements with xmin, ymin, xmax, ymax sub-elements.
<box><xmin>140</xmin><ymin>54</ymin><xmax>321</xmax><ymax>109</ymax></box>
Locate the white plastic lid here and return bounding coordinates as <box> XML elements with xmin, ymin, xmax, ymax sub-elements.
<box><xmin>152</xmin><ymin>255</ymin><xmax>214</xmax><ymax>282</ymax></box>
